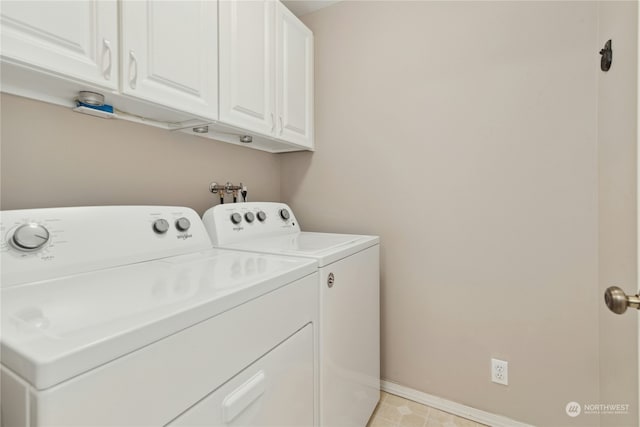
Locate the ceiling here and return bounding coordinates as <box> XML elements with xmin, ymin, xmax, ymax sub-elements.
<box><xmin>281</xmin><ymin>0</ymin><xmax>341</xmax><ymax>17</ymax></box>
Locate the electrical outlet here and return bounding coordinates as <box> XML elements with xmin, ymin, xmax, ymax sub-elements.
<box><xmin>491</xmin><ymin>358</ymin><xmax>508</xmax><ymax>385</ymax></box>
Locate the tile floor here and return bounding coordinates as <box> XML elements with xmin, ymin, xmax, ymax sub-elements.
<box><xmin>367</xmin><ymin>391</ymin><xmax>487</xmax><ymax>427</ymax></box>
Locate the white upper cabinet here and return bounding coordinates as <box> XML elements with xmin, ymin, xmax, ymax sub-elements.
<box><xmin>219</xmin><ymin>0</ymin><xmax>275</xmax><ymax>135</ymax></box>
<box><xmin>0</xmin><ymin>0</ymin><xmax>118</xmax><ymax>90</ymax></box>
<box><xmin>0</xmin><ymin>0</ymin><xmax>312</xmax><ymax>152</ymax></box>
<box><xmin>276</xmin><ymin>2</ymin><xmax>314</xmax><ymax>148</ymax></box>
<box><xmin>120</xmin><ymin>1</ymin><xmax>218</xmax><ymax>120</ymax></box>
<box><xmin>219</xmin><ymin>0</ymin><xmax>314</xmax><ymax>149</ymax></box>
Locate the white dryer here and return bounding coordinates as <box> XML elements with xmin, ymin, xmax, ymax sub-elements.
<box><xmin>1</xmin><ymin>206</ymin><xmax>319</xmax><ymax>426</ymax></box>
<box><xmin>203</xmin><ymin>202</ymin><xmax>380</xmax><ymax>427</ymax></box>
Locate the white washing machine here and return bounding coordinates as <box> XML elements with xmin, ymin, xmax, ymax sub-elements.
<box><xmin>0</xmin><ymin>206</ymin><xmax>319</xmax><ymax>426</ymax></box>
<box><xmin>203</xmin><ymin>202</ymin><xmax>380</xmax><ymax>427</ymax></box>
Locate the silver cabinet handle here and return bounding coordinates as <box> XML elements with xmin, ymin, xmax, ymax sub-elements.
<box><xmin>102</xmin><ymin>39</ymin><xmax>112</xmax><ymax>80</ymax></box>
<box><xmin>279</xmin><ymin>116</ymin><xmax>283</xmax><ymax>135</ymax></box>
<box><xmin>129</xmin><ymin>50</ymin><xmax>138</xmax><ymax>89</ymax></box>
<box><xmin>270</xmin><ymin>112</ymin><xmax>275</xmax><ymax>133</ymax></box>
<box><xmin>605</xmin><ymin>286</ymin><xmax>640</xmax><ymax>314</ymax></box>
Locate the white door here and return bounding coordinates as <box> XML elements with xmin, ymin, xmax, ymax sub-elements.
<box><xmin>601</xmin><ymin>3</ymin><xmax>640</xmax><ymax>425</ymax></box>
<box><xmin>120</xmin><ymin>1</ymin><xmax>218</xmax><ymax>120</ymax></box>
<box><xmin>219</xmin><ymin>0</ymin><xmax>275</xmax><ymax>136</ymax></box>
<box><xmin>637</xmin><ymin>2</ymin><xmax>640</xmax><ymax>416</ymax></box>
<box><xmin>0</xmin><ymin>0</ymin><xmax>118</xmax><ymax>90</ymax></box>
<box><xmin>275</xmin><ymin>2</ymin><xmax>314</xmax><ymax>149</ymax></box>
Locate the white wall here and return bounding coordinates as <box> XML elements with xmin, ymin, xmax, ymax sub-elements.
<box><xmin>281</xmin><ymin>2</ymin><xmax>603</xmax><ymax>425</ymax></box>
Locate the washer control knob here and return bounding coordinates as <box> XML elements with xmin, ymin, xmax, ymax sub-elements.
<box><xmin>153</xmin><ymin>219</ymin><xmax>170</xmax><ymax>234</ymax></box>
<box><xmin>244</xmin><ymin>212</ymin><xmax>255</xmax><ymax>223</ymax></box>
<box><xmin>11</xmin><ymin>223</ymin><xmax>50</xmax><ymax>251</ymax></box>
<box><xmin>257</xmin><ymin>211</ymin><xmax>267</xmax><ymax>222</ymax></box>
<box><xmin>279</xmin><ymin>209</ymin><xmax>290</xmax><ymax>221</ymax></box>
<box><xmin>231</xmin><ymin>213</ymin><xmax>242</xmax><ymax>224</ymax></box>
<box><xmin>175</xmin><ymin>217</ymin><xmax>191</xmax><ymax>232</ymax></box>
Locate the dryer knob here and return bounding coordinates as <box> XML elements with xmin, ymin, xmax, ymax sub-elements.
<box><xmin>231</xmin><ymin>213</ymin><xmax>242</xmax><ymax>224</ymax></box>
<box><xmin>257</xmin><ymin>211</ymin><xmax>267</xmax><ymax>222</ymax></box>
<box><xmin>153</xmin><ymin>219</ymin><xmax>170</xmax><ymax>234</ymax></box>
<box><xmin>11</xmin><ymin>223</ymin><xmax>50</xmax><ymax>251</ymax></box>
<box><xmin>244</xmin><ymin>212</ymin><xmax>255</xmax><ymax>223</ymax></box>
<box><xmin>176</xmin><ymin>217</ymin><xmax>191</xmax><ymax>231</ymax></box>
<box><xmin>279</xmin><ymin>209</ymin><xmax>290</xmax><ymax>221</ymax></box>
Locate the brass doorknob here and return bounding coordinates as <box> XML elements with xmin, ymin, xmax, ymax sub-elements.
<box><xmin>604</xmin><ymin>286</ymin><xmax>640</xmax><ymax>314</ymax></box>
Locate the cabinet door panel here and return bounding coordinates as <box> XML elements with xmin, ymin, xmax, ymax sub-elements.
<box><xmin>0</xmin><ymin>0</ymin><xmax>118</xmax><ymax>89</ymax></box>
<box><xmin>121</xmin><ymin>1</ymin><xmax>218</xmax><ymax>120</ymax></box>
<box><xmin>219</xmin><ymin>0</ymin><xmax>275</xmax><ymax>135</ymax></box>
<box><xmin>276</xmin><ymin>3</ymin><xmax>314</xmax><ymax>148</ymax></box>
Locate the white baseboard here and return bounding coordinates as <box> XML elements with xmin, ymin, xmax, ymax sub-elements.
<box><xmin>380</xmin><ymin>380</ymin><xmax>534</xmax><ymax>427</ymax></box>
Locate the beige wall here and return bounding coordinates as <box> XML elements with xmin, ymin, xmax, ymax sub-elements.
<box><xmin>597</xmin><ymin>2</ymin><xmax>639</xmax><ymax>426</ymax></box>
<box><xmin>281</xmin><ymin>2</ymin><xmax>604</xmax><ymax>425</ymax></box>
<box><xmin>0</xmin><ymin>94</ymin><xmax>281</xmax><ymax>214</ymax></box>
<box><xmin>1</xmin><ymin>2</ymin><xmax>637</xmax><ymax>427</ymax></box>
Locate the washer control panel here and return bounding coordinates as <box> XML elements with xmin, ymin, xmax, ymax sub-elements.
<box><xmin>1</xmin><ymin>206</ymin><xmax>211</xmax><ymax>288</ymax></box>
<box><xmin>202</xmin><ymin>202</ymin><xmax>301</xmax><ymax>246</ymax></box>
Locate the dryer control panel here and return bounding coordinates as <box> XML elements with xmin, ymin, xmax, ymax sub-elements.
<box><xmin>203</xmin><ymin>203</ymin><xmax>301</xmax><ymax>246</ymax></box>
<box><xmin>1</xmin><ymin>206</ymin><xmax>212</xmax><ymax>288</ymax></box>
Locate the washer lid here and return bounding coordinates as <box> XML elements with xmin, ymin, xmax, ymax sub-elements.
<box><xmin>223</xmin><ymin>232</ymin><xmax>379</xmax><ymax>267</ymax></box>
<box><xmin>1</xmin><ymin>248</ymin><xmax>316</xmax><ymax>390</ymax></box>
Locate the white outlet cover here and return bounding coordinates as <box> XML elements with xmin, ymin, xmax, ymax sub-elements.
<box><xmin>491</xmin><ymin>358</ymin><xmax>508</xmax><ymax>385</ymax></box>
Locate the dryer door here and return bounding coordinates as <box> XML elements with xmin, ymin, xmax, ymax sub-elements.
<box><xmin>167</xmin><ymin>323</ymin><xmax>314</xmax><ymax>426</ymax></box>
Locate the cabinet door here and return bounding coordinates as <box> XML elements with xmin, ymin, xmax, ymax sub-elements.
<box><xmin>0</xmin><ymin>1</ymin><xmax>118</xmax><ymax>90</ymax></box>
<box><xmin>120</xmin><ymin>1</ymin><xmax>218</xmax><ymax>120</ymax></box>
<box><xmin>219</xmin><ymin>0</ymin><xmax>275</xmax><ymax>136</ymax></box>
<box><xmin>275</xmin><ymin>3</ymin><xmax>314</xmax><ymax>148</ymax></box>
